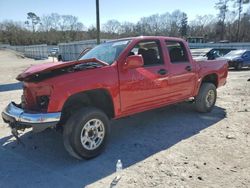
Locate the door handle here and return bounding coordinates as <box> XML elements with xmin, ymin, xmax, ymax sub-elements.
<box><xmin>185</xmin><ymin>66</ymin><xmax>192</xmax><ymax>72</ymax></box>
<box><xmin>158</xmin><ymin>69</ymin><xmax>167</xmax><ymax>75</ymax></box>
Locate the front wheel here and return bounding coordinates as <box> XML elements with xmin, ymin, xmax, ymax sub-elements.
<box><xmin>195</xmin><ymin>83</ymin><xmax>217</xmax><ymax>113</ymax></box>
<box><xmin>63</xmin><ymin>107</ymin><xmax>110</xmax><ymax>159</ymax></box>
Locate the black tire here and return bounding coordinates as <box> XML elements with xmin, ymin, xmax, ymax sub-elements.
<box><xmin>235</xmin><ymin>62</ymin><xmax>243</xmax><ymax>70</ymax></box>
<box><xmin>63</xmin><ymin>107</ymin><xmax>110</xmax><ymax>159</ymax></box>
<box><xmin>195</xmin><ymin>83</ymin><xmax>217</xmax><ymax>113</ymax></box>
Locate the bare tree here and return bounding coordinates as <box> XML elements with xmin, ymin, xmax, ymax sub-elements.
<box><xmin>234</xmin><ymin>0</ymin><xmax>250</xmax><ymax>41</ymax></box>
<box><xmin>119</xmin><ymin>22</ymin><xmax>135</xmax><ymax>36</ymax></box>
<box><xmin>240</xmin><ymin>13</ymin><xmax>250</xmax><ymax>41</ymax></box>
<box><xmin>102</xmin><ymin>20</ymin><xmax>121</xmax><ymax>34</ymax></box>
<box><xmin>50</xmin><ymin>13</ymin><xmax>61</xmax><ymax>30</ymax></box>
<box><xmin>189</xmin><ymin>15</ymin><xmax>217</xmax><ymax>40</ymax></box>
<box><xmin>40</xmin><ymin>15</ymin><xmax>52</xmax><ymax>31</ymax></box>
<box><xmin>169</xmin><ymin>10</ymin><xmax>184</xmax><ymax>36</ymax></box>
<box><xmin>159</xmin><ymin>12</ymin><xmax>172</xmax><ymax>35</ymax></box>
<box><xmin>1</xmin><ymin>7</ymin><xmax>250</xmax><ymax>45</ymax></box>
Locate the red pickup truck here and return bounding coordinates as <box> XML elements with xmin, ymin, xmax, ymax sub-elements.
<box><xmin>2</xmin><ymin>36</ymin><xmax>228</xmax><ymax>159</ymax></box>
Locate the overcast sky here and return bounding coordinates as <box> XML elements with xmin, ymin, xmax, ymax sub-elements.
<box><xmin>0</xmin><ymin>0</ymin><xmax>234</xmax><ymax>26</ymax></box>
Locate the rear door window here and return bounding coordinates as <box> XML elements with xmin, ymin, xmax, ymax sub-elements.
<box><xmin>165</xmin><ymin>41</ymin><xmax>189</xmax><ymax>63</ymax></box>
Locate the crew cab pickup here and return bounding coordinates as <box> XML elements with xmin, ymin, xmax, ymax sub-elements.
<box><xmin>2</xmin><ymin>36</ymin><xmax>228</xmax><ymax>159</ymax></box>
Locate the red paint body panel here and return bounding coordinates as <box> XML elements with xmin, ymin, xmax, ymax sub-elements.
<box><xmin>19</xmin><ymin>36</ymin><xmax>228</xmax><ymax>120</ymax></box>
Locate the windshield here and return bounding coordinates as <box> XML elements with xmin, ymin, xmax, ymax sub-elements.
<box><xmin>79</xmin><ymin>40</ymin><xmax>131</xmax><ymax>64</ymax></box>
<box><xmin>224</xmin><ymin>50</ymin><xmax>245</xmax><ymax>57</ymax></box>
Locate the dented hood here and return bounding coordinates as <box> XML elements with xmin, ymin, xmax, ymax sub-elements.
<box><xmin>16</xmin><ymin>58</ymin><xmax>108</xmax><ymax>81</ymax></box>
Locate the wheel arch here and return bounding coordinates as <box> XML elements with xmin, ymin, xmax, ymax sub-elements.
<box><xmin>194</xmin><ymin>73</ymin><xmax>218</xmax><ymax>97</ymax></box>
<box><xmin>59</xmin><ymin>88</ymin><xmax>115</xmax><ymax>125</ymax></box>
<box><xmin>201</xmin><ymin>73</ymin><xmax>219</xmax><ymax>88</ymax></box>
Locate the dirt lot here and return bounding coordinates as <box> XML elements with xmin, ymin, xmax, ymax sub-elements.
<box><xmin>0</xmin><ymin>49</ymin><xmax>249</xmax><ymax>188</ymax></box>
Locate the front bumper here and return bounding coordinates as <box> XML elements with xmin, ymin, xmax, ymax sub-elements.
<box><xmin>2</xmin><ymin>102</ymin><xmax>61</xmax><ymax>132</ymax></box>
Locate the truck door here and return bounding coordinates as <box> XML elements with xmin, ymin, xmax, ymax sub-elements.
<box><xmin>119</xmin><ymin>40</ymin><xmax>169</xmax><ymax>113</ymax></box>
<box><xmin>164</xmin><ymin>40</ymin><xmax>196</xmax><ymax>100</ymax></box>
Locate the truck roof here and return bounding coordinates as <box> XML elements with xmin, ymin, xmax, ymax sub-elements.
<box><xmin>106</xmin><ymin>36</ymin><xmax>186</xmax><ymax>43</ymax></box>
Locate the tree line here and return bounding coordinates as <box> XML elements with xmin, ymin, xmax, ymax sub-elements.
<box><xmin>0</xmin><ymin>0</ymin><xmax>250</xmax><ymax>45</ymax></box>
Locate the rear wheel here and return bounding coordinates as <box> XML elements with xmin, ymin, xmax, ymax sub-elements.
<box><xmin>195</xmin><ymin>83</ymin><xmax>217</xmax><ymax>113</ymax></box>
<box><xmin>63</xmin><ymin>107</ymin><xmax>110</xmax><ymax>159</ymax></box>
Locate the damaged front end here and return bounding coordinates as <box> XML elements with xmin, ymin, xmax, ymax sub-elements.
<box><xmin>1</xmin><ymin>58</ymin><xmax>106</xmax><ymax>138</ymax></box>
<box><xmin>2</xmin><ymin>101</ymin><xmax>61</xmax><ymax>145</ymax></box>
<box><xmin>2</xmin><ymin>102</ymin><xmax>61</xmax><ymax>132</ymax></box>
<box><xmin>2</xmin><ymin>81</ymin><xmax>61</xmax><ymax>133</ymax></box>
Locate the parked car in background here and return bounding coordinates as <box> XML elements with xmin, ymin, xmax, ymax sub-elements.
<box><xmin>191</xmin><ymin>48</ymin><xmax>234</xmax><ymax>61</ymax></box>
<box><xmin>191</xmin><ymin>48</ymin><xmax>213</xmax><ymax>61</ymax></box>
<box><xmin>49</xmin><ymin>47</ymin><xmax>59</xmax><ymax>57</ymax></box>
<box><xmin>220</xmin><ymin>50</ymin><xmax>250</xmax><ymax>70</ymax></box>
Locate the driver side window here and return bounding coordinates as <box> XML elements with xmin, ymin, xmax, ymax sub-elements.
<box><xmin>129</xmin><ymin>40</ymin><xmax>163</xmax><ymax>66</ymax></box>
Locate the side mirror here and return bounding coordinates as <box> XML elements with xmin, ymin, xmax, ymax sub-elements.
<box><xmin>124</xmin><ymin>55</ymin><xmax>144</xmax><ymax>69</ymax></box>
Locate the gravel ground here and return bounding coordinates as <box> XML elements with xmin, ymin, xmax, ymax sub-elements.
<box><xmin>0</xmin><ymin>49</ymin><xmax>249</xmax><ymax>188</ymax></box>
